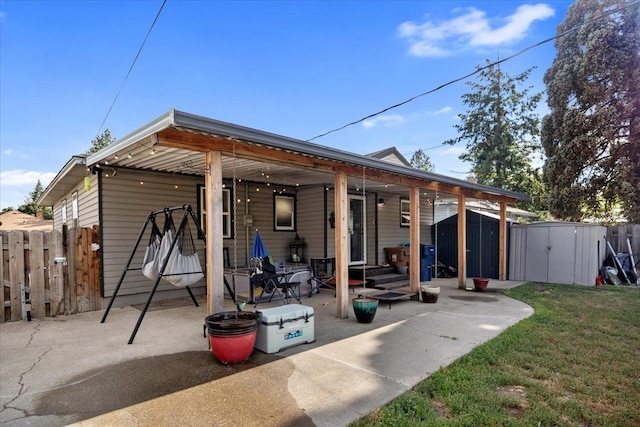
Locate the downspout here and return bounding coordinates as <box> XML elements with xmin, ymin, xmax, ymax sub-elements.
<box><xmin>323</xmin><ymin>186</ymin><xmax>328</xmax><ymax>257</ymax></box>
<box><xmin>97</xmin><ymin>168</ymin><xmax>105</xmax><ymax>297</ymax></box>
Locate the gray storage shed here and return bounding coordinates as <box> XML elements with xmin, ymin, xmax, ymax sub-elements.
<box><xmin>509</xmin><ymin>222</ymin><xmax>607</xmax><ymax>286</ymax></box>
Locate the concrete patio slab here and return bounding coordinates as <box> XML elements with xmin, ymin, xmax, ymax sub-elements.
<box><xmin>0</xmin><ymin>279</ymin><xmax>532</xmax><ymax>427</ymax></box>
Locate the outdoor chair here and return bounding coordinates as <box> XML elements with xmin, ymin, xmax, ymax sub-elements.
<box><xmin>308</xmin><ymin>257</ymin><xmax>336</xmax><ymax>297</ymax></box>
<box><xmin>252</xmin><ymin>258</ymin><xmax>302</xmax><ymax>307</ymax></box>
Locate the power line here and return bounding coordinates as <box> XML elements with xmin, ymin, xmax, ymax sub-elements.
<box><xmin>95</xmin><ymin>0</ymin><xmax>167</xmax><ymax>138</ymax></box>
<box><xmin>306</xmin><ymin>0</ymin><xmax>640</xmax><ymax>143</ymax></box>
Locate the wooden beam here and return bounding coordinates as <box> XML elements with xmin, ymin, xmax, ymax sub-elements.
<box><xmin>334</xmin><ymin>172</ymin><xmax>349</xmax><ymax>319</ymax></box>
<box><xmin>499</xmin><ymin>201</ymin><xmax>507</xmax><ymax>280</ymax></box>
<box><xmin>410</xmin><ymin>187</ymin><xmax>420</xmax><ymax>293</ymax></box>
<box><xmin>457</xmin><ymin>195</ymin><xmax>466</xmax><ymax>289</ymax></box>
<box><xmin>156</xmin><ymin>128</ymin><xmax>518</xmax><ymax>204</ymax></box>
<box><xmin>206</xmin><ymin>151</ymin><xmax>224</xmax><ymax>315</ymax></box>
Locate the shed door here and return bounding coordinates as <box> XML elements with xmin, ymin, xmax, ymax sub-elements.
<box><xmin>524</xmin><ymin>227</ymin><xmax>549</xmax><ymax>282</ymax></box>
<box><xmin>548</xmin><ymin>227</ymin><xmax>576</xmax><ymax>285</ymax></box>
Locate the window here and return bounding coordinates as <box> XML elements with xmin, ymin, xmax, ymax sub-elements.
<box><xmin>61</xmin><ymin>199</ymin><xmax>67</xmax><ymax>225</ymax></box>
<box><xmin>400</xmin><ymin>198</ymin><xmax>410</xmax><ymax>227</ymax></box>
<box><xmin>198</xmin><ymin>185</ymin><xmax>232</xmax><ymax>238</ymax></box>
<box><xmin>71</xmin><ymin>192</ymin><xmax>79</xmax><ymax>228</ymax></box>
<box><xmin>274</xmin><ymin>194</ymin><xmax>295</xmax><ymax>231</ymax></box>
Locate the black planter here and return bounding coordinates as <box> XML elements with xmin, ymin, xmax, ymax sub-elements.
<box><xmin>352</xmin><ymin>297</ymin><xmax>378</xmax><ymax>323</ymax></box>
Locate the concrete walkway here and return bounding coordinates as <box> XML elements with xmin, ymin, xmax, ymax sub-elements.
<box><xmin>0</xmin><ymin>279</ymin><xmax>532</xmax><ymax>427</ymax></box>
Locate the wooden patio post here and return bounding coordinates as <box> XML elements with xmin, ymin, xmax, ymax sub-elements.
<box><xmin>206</xmin><ymin>151</ymin><xmax>224</xmax><ymax>315</ymax></box>
<box><xmin>499</xmin><ymin>201</ymin><xmax>507</xmax><ymax>280</ymax></box>
<box><xmin>334</xmin><ymin>172</ymin><xmax>349</xmax><ymax>319</ymax></box>
<box><xmin>457</xmin><ymin>195</ymin><xmax>466</xmax><ymax>289</ymax></box>
<box><xmin>409</xmin><ymin>187</ymin><xmax>420</xmax><ymax>293</ymax></box>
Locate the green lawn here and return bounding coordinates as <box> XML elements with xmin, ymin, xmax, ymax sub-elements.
<box><xmin>351</xmin><ymin>283</ymin><xmax>640</xmax><ymax>427</ymax></box>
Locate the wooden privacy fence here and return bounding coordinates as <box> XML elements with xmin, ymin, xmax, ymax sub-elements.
<box><xmin>606</xmin><ymin>224</ymin><xmax>640</xmax><ymax>257</ymax></box>
<box><xmin>1</xmin><ymin>227</ymin><xmax>101</xmax><ymax>322</ymax></box>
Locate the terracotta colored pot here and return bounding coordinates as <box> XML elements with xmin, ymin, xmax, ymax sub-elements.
<box><xmin>473</xmin><ymin>278</ymin><xmax>489</xmax><ymax>292</ymax></box>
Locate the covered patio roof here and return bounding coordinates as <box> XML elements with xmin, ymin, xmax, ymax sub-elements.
<box><xmin>41</xmin><ymin>109</ymin><xmax>527</xmax><ymax>205</ymax></box>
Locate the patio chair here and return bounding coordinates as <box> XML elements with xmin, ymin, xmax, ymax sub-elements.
<box><xmin>308</xmin><ymin>257</ymin><xmax>336</xmax><ymax>297</ymax></box>
<box><xmin>253</xmin><ymin>258</ymin><xmax>302</xmax><ymax>307</ymax></box>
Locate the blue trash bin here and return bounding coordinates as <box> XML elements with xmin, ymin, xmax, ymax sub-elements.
<box><xmin>420</xmin><ymin>244</ymin><xmax>435</xmax><ymax>281</ymax></box>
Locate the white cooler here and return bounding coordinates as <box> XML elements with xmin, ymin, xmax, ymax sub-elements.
<box><xmin>255</xmin><ymin>304</ymin><xmax>315</xmax><ymax>354</ymax></box>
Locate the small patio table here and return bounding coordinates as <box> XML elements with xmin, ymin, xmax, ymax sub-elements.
<box><xmin>366</xmin><ymin>289</ymin><xmax>416</xmax><ymax>309</ymax></box>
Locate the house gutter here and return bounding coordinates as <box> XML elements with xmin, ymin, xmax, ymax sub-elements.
<box><xmin>38</xmin><ymin>155</ymin><xmax>87</xmax><ymax>206</ymax></box>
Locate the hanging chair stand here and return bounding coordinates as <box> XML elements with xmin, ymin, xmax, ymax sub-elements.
<box><xmin>101</xmin><ymin>204</ymin><xmax>235</xmax><ymax>344</ymax></box>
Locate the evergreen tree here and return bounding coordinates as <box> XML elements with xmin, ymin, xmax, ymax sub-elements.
<box><xmin>18</xmin><ymin>180</ymin><xmax>53</xmax><ymax>220</ymax></box>
<box><xmin>410</xmin><ymin>149</ymin><xmax>434</xmax><ymax>172</ymax></box>
<box><xmin>86</xmin><ymin>129</ymin><xmax>116</xmax><ymax>155</ymax></box>
<box><xmin>542</xmin><ymin>0</ymin><xmax>640</xmax><ymax>222</ymax></box>
<box><xmin>444</xmin><ymin>61</ymin><xmax>547</xmax><ymax>213</ymax></box>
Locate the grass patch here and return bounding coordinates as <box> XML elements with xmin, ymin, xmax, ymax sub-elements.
<box><xmin>351</xmin><ymin>283</ymin><xmax>640</xmax><ymax>426</ymax></box>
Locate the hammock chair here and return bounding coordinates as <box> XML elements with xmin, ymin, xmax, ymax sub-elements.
<box><xmin>141</xmin><ymin>221</ymin><xmax>162</xmax><ymax>280</ymax></box>
<box><xmin>162</xmin><ymin>212</ymin><xmax>204</xmax><ymax>287</ymax></box>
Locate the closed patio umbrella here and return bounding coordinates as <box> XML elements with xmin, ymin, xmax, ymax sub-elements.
<box><xmin>250</xmin><ymin>230</ymin><xmax>268</xmax><ymax>260</ymax></box>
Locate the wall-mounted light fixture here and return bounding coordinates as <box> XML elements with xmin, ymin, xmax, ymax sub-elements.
<box><xmin>377</xmin><ymin>198</ymin><xmax>385</xmax><ymax>207</ymax></box>
<box><xmin>328</xmin><ymin>212</ymin><xmax>335</xmax><ymax>228</ymax></box>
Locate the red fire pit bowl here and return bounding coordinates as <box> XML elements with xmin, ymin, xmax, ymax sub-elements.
<box><xmin>208</xmin><ymin>329</ymin><xmax>257</xmax><ymax>364</ymax></box>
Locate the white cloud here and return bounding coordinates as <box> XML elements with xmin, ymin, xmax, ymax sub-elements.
<box><xmin>398</xmin><ymin>4</ymin><xmax>554</xmax><ymax>57</ymax></box>
<box><xmin>362</xmin><ymin>114</ymin><xmax>405</xmax><ymax>129</ymax></box>
<box><xmin>432</xmin><ymin>106</ymin><xmax>453</xmax><ymax>115</ymax></box>
<box><xmin>440</xmin><ymin>146</ymin><xmax>466</xmax><ymax>156</ymax></box>
<box><xmin>0</xmin><ymin>170</ymin><xmax>56</xmax><ymax>187</ymax></box>
<box><xmin>2</xmin><ymin>148</ymin><xmax>13</xmax><ymax>156</ymax></box>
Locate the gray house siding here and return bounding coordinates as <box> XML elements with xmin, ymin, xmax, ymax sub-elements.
<box><xmin>52</xmin><ymin>175</ymin><xmax>99</xmax><ymax>231</ymax></box>
<box><xmin>66</xmin><ymin>168</ymin><xmax>436</xmax><ymax>307</ymax></box>
<box><xmin>296</xmin><ymin>186</ymin><xmax>327</xmax><ymax>260</ymax></box>
<box><xmin>100</xmin><ymin>170</ymin><xmax>206</xmax><ymax>304</ymax></box>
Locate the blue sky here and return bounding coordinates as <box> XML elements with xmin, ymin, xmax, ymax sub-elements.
<box><xmin>0</xmin><ymin>0</ymin><xmax>571</xmax><ymax>210</ymax></box>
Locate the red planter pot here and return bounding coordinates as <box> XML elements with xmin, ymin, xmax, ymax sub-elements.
<box><xmin>208</xmin><ymin>330</ymin><xmax>258</xmax><ymax>364</ymax></box>
<box><xmin>205</xmin><ymin>311</ymin><xmax>260</xmax><ymax>364</ymax></box>
<box><xmin>473</xmin><ymin>278</ymin><xmax>489</xmax><ymax>292</ymax></box>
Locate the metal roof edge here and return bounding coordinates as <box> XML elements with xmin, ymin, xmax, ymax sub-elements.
<box><xmin>38</xmin><ymin>155</ymin><xmax>86</xmax><ymax>205</ymax></box>
<box><xmin>85</xmin><ymin>109</ymin><xmax>175</xmax><ymax>166</ymax></box>
<box><xmin>171</xmin><ymin>110</ymin><xmax>529</xmax><ymax>201</ymax></box>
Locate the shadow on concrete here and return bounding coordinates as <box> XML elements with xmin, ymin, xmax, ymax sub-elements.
<box><xmin>33</xmin><ymin>350</ymin><xmax>317</xmax><ymax>426</ymax></box>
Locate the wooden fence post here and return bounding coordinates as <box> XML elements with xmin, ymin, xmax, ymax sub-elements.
<box><xmin>29</xmin><ymin>231</ymin><xmax>46</xmax><ymax>318</ymax></box>
<box><xmin>48</xmin><ymin>230</ymin><xmax>64</xmax><ymax>316</ymax></box>
<box><xmin>8</xmin><ymin>231</ymin><xmax>25</xmax><ymax>321</ymax></box>
<box><xmin>1</xmin><ymin>232</ymin><xmax>6</xmax><ymax>322</ymax></box>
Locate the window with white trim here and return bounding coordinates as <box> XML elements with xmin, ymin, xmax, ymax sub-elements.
<box><xmin>61</xmin><ymin>199</ymin><xmax>67</xmax><ymax>225</ymax></box>
<box><xmin>400</xmin><ymin>198</ymin><xmax>410</xmax><ymax>227</ymax></box>
<box><xmin>71</xmin><ymin>192</ymin><xmax>79</xmax><ymax>228</ymax></box>
<box><xmin>198</xmin><ymin>185</ymin><xmax>232</xmax><ymax>238</ymax></box>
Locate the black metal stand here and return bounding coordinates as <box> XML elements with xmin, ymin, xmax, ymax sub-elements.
<box><xmin>100</xmin><ymin>204</ymin><xmax>235</xmax><ymax>344</ymax></box>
